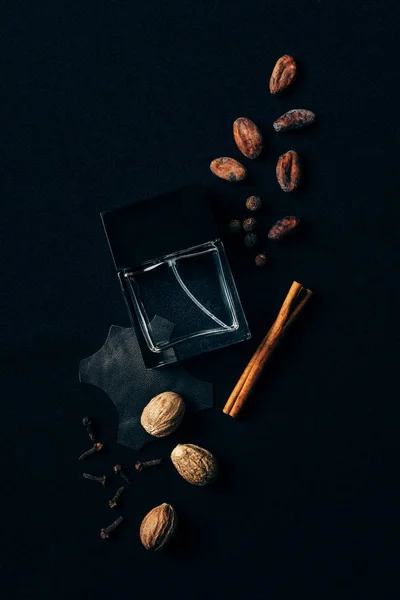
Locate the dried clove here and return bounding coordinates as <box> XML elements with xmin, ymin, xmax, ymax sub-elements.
<box><xmin>78</xmin><ymin>442</ymin><xmax>103</xmax><ymax>461</ymax></box>
<box><xmin>82</xmin><ymin>416</ymin><xmax>96</xmax><ymax>442</ymax></box>
<box><xmin>100</xmin><ymin>516</ymin><xmax>124</xmax><ymax>539</ymax></box>
<box><xmin>135</xmin><ymin>458</ymin><xmax>163</xmax><ymax>472</ymax></box>
<box><xmin>113</xmin><ymin>464</ymin><xmax>130</xmax><ymax>484</ymax></box>
<box><xmin>82</xmin><ymin>473</ymin><xmax>107</xmax><ymax>487</ymax></box>
<box><xmin>108</xmin><ymin>486</ymin><xmax>125</xmax><ymax>509</ymax></box>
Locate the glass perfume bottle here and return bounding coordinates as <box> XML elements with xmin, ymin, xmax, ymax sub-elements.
<box><xmin>102</xmin><ymin>186</ymin><xmax>250</xmax><ymax>368</ymax></box>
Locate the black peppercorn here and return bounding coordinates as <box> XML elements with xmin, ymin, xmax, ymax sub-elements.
<box><xmin>243</xmin><ymin>217</ymin><xmax>257</xmax><ymax>233</ymax></box>
<box><xmin>246</xmin><ymin>195</ymin><xmax>262</xmax><ymax>212</ymax></box>
<box><xmin>228</xmin><ymin>219</ymin><xmax>242</xmax><ymax>234</ymax></box>
<box><xmin>255</xmin><ymin>252</ymin><xmax>268</xmax><ymax>267</ymax></box>
<box><xmin>244</xmin><ymin>233</ymin><xmax>258</xmax><ymax>247</ymax></box>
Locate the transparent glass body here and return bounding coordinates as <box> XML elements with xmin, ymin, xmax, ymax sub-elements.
<box><xmin>119</xmin><ymin>240</ymin><xmax>250</xmax><ymax>367</ymax></box>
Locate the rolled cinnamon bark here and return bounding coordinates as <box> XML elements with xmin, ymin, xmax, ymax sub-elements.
<box><xmin>223</xmin><ymin>281</ymin><xmax>312</xmax><ymax>418</ymax></box>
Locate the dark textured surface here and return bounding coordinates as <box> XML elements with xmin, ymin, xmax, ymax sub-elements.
<box><xmin>1</xmin><ymin>1</ymin><xmax>399</xmax><ymax>598</ymax></box>
<box><xmin>79</xmin><ymin>325</ymin><xmax>213</xmax><ymax>450</ymax></box>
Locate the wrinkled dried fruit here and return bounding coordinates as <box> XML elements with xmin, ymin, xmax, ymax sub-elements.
<box><xmin>273</xmin><ymin>109</ymin><xmax>315</xmax><ymax>132</ymax></box>
<box><xmin>269</xmin><ymin>55</ymin><xmax>297</xmax><ymax>94</ymax></box>
<box><xmin>233</xmin><ymin>117</ymin><xmax>263</xmax><ymax>159</ymax></box>
<box><xmin>141</xmin><ymin>392</ymin><xmax>185</xmax><ymax>438</ymax></box>
<box><xmin>268</xmin><ymin>216</ymin><xmax>300</xmax><ymax>240</ymax></box>
<box><xmin>276</xmin><ymin>150</ymin><xmax>301</xmax><ymax>192</ymax></box>
<box><xmin>170</xmin><ymin>443</ymin><xmax>218</xmax><ymax>486</ymax></box>
<box><xmin>210</xmin><ymin>157</ymin><xmax>247</xmax><ymax>182</ymax></box>
<box><xmin>140</xmin><ymin>503</ymin><xmax>177</xmax><ymax>551</ymax></box>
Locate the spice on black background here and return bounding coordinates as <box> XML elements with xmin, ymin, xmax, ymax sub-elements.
<box><xmin>245</xmin><ymin>195</ymin><xmax>262</xmax><ymax>212</ymax></box>
<box><xmin>82</xmin><ymin>416</ymin><xmax>96</xmax><ymax>442</ymax></box>
<box><xmin>244</xmin><ymin>233</ymin><xmax>257</xmax><ymax>247</ymax></box>
<box><xmin>109</xmin><ymin>486</ymin><xmax>125</xmax><ymax>509</ymax></box>
<box><xmin>82</xmin><ymin>473</ymin><xmax>107</xmax><ymax>487</ymax></box>
<box><xmin>113</xmin><ymin>464</ymin><xmax>130</xmax><ymax>484</ymax></box>
<box><xmin>78</xmin><ymin>442</ymin><xmax>103</xmax><ymax>461</ymax></box>
<box><xmin>228</xmin><ymin>219</ymin><xmax>242</xmax><ymax>233</ymax></box>
<box><xmin>243</xmin><ymin>217</ymin><xmax>257</xmax><ymax>233</ymax></box>
<box><xmin>255</xmin><ymin>253</ymin><xmax>268</xmax><ymax>267</ymax></box>
<box><xmin>101</xmin><ymin>516</ymin><xmax>124</xmax><ymax>539</ymax></box>
<box><xmin>135</xmin><ymin>458</ymin><xmax>163</xmax><ymax>472</ymax></box>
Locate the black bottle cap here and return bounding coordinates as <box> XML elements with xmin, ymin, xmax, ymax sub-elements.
<box><xmin>101</xmin><ymin>185</ymin><xmax>219</xmax><ymax>271</ymax></box>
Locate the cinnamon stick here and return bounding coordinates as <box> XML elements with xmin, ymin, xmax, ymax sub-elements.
<box><xmin>223</xmin><ymin>281</ymin><xmax>312</xmax><ymax>418</ymax></box>
<box><xmin>222</xmin><ymin>327</ymin><xmax>272</xmax><ymax>415</ymax></box>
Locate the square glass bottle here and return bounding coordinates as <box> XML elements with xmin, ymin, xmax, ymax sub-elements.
<box><xmin>102</xmin><ymin>185</ymin><xmax>250</xmax><ymax>368</ymax></box>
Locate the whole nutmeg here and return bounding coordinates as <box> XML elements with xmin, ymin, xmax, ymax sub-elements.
<box><xmin>141</xmin><ymin>392</ymin><xmax>185</xmax><ymax>438</ymax></box>
<box><xmin>244</xmin><ymin>233</ymin><xmax>258</xmax><ymax>248</ymax></box>
<box><xmin>140</xmin><ymin>503</ymin><xmax>177</xmax><ymax>551</ymax></box>
<box><xmin>246</xmin><ymin>195</ymin><xmax>262</xmax><ymax>212</ymax></box>
<box><xmin>243</xmin><ymin>217</ymin><xmax>257</xmax><ymax>233</ymax></box>
<box><xmin>171</xmin><ymin>443</ymin><xmax>218</xmax><ymax>486</ymax></box>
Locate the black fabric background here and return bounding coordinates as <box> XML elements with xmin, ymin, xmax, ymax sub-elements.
<box><xmin>1</xmin><ymin>1</ymin><xmax>399</xmax><ymax>598</ymax></box>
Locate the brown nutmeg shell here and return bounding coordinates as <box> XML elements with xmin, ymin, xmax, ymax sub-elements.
<box><xmin>140</xmin><ymin>392</ymin><xmax>185</xmax><ymax>438</ymax></box>
<box><xmin>140</xmin><ymin>503</ymin><xmax>177</xmax><ymax>551</ymax></box>
<box><xmin>170</xmin><ymin>443</ymin><xmax>218</xmax><ymax>486</ymax></box>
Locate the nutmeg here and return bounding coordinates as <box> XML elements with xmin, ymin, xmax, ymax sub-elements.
<box><xmin>140</xmin><ymin>392</ymin><xmax>185</xmax><ymax>438</ymax></box>
<box><xmin>170</xmin><ymin>443</ymin><xmax>218</xmax><ymax>486</ymax></box>
<box><xmin>140</xmin><ymin>503</ymin><xmax>177</xmax><ymax>551</ymax></box>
